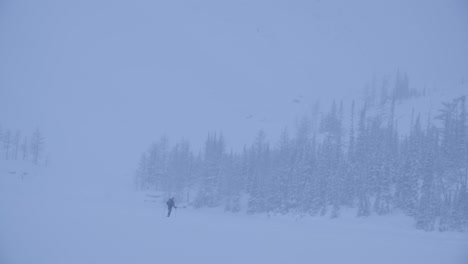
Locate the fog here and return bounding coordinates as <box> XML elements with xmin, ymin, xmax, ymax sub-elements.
<box><xmin>1</xmin><ymin>0</ymin><xmax>467</xmax><ymax>181</ymax></box>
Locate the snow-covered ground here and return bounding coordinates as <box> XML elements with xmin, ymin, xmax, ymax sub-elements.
<box><xmin>1</xmin><ymin>164</ymin><xmax>467</xmax><ymax>264</ymax></box>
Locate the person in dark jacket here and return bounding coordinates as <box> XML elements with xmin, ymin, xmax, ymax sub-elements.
<box><xmin>166</xmin><ymin>197</ymin><xmax>177</xmax><ymax>217</ymax></box>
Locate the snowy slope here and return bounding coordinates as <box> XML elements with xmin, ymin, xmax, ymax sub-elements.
<box><xmin>1</xmin><ymin>163</ymin><xmax>467</xmax><ymax>264</ymax></box>
<box><xmin>368</xmin><ymin>82</ymin><xmax>468</xmax><ymax>136</ymax></box>
<box><xmin>2</xmin><ymin>0</ymin><xmax>468</xmax><ymax>178</ymax></box>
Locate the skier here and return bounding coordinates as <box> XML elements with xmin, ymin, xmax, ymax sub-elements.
<box><xmin>166</xmin><ymin>197</ymin><xmax>177</xmax><ymax>217</ymax></box>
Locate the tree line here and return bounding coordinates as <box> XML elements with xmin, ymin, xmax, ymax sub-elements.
<box><xmin>0</xmin><ymin>126</ymin><xmax>46</xmax><ymax>165</ymax></box>
<box><xmin>135</xmin><ymin>95</ymin><xmax>467</xmax><ymax>232</ymax></box>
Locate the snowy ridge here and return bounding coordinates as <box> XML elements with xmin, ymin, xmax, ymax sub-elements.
<box><xmin>365</xmin><ymin>80</ymin><xmax>468</xmax><ymax>136</ymax></box>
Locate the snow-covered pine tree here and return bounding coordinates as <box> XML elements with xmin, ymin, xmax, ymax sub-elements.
<box><xmin>195</xmin><ymin>133</ymin><xmax>226</xmax><ymax>208</ymax></box>
<box><xmin>355</xmin><ymin>107</ymin><xmax>371</xmax><ymax>217</ymax></box>
<box><xmin>30</xmin><ymin>129</ymin><xmax>44</xmax><ymax>165</ymax></box>
<box><xmin>167</xmin><ymin>140</ymin><xmax>193</xmax><ymax>202</ymax></box>
<box><xmin>247</xmin><ymin>130</ymin><xmax>271</xmax><ymax>214</ymax></box>
<box><xmin>3</xmin><ymin>129</ymin><xmax>11</xmax><ymax>160</ymax></box>
<box><xmin>12</xmin><ymin>130</ymin><xmax>21</xmax><ymax>160</ymax></box>
<box><xmin>272</xmin><ymin>129</ymin><xmax>293</xmax><ymax>214</ymax></box>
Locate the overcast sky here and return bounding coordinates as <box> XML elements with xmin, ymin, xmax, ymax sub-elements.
<box><xmin>1</xmin><ymin>0</ymin><xmax>467</xmax><ymax>182</ymax></box>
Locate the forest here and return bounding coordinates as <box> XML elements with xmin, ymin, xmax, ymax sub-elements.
<box><xmin>135</xmin><ymin>76</ymin><xmax>468</xmax><ymax>232</ymax></box>
<box><xmin>0</xmin><ymin>128</ymin><xmax>45</xmax><ymax>165</ymax></box>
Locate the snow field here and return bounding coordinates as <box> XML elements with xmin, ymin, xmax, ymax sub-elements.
<box><xmin>1</xmin><ymin>172</ymin><xmax>467</xmax><ymax>264</ymax></box>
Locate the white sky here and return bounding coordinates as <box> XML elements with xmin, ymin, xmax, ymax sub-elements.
<box><xmin>1</xmin><ymin>0</ymin><xmax>467</xmax><ymax>180</ymax></box>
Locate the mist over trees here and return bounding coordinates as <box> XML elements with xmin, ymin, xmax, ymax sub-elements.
<box><xmin>135</xmin><ymin>84</ymin><xmax>467</xmax><ymax>232</ymax></box>
<box><xmin>0</xmin><ymin>127</ymin><xmax>46</xmax><ymax>165</ymax></box>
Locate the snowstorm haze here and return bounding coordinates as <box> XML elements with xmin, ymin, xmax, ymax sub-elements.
<box><xmin>2</xmin><ymin>1</ymin><xmax>468</xmax><ymax>264</ymax></box>
<box><xmin>1</xmin><ymin>0</ymin><xmax>468</xmax><ymax>181</ymax></box>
